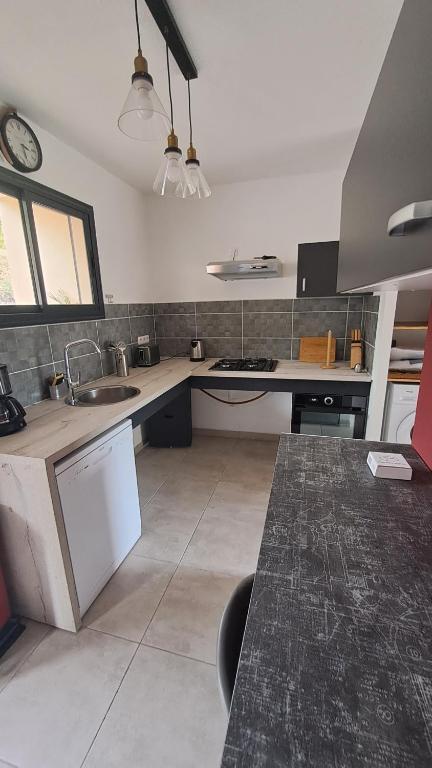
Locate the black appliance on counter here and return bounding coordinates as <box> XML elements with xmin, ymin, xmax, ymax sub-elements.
<box><xmin>0</xmin><ymin>365</ymin><xmax>26</xmax><ymax>436</ymax></box>
<box><xmin>292</xmin><ymin>393</ymin><xmax>367</xmax><ymax>439</ymax></box>
<box><xmin>210</xmin><ymin>358</ymin><xmax>278</xmax><ymax>372</ymax></box>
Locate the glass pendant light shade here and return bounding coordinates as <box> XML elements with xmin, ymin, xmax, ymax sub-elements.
<box><xmin>118</xmin><ymin>58</ymin><xmax>169</xmax><ymax>141</ymax></box>
<box><xmin>153</xmin><ymin>135</ymin><xmax>195</xmax><ymax>198</ymax></box>
<box><xmin>185</xmin><ymin>81</ymin><xmax>211</xmax><ymax>198</ymax></box>
<box><xmin>118</xmin><ymin>2</ymin><xmax>168</xmax><ymax>141</ymax></box>
<box><xmin>186</xmin><ymin>153</ymin><xmax>211</xmax><ymax>198</ymax></box>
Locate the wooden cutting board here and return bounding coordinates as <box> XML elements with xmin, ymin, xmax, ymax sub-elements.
<box><xmin>299</xmin><ymin>336</ymin><xmax>336</xmax><ymax>363</ymax></box>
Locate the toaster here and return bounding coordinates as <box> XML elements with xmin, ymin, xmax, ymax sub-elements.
<box><xmin>135</xmin><ymin>344</ymin><xmax>160</xmax><ymax>367</ymax></box>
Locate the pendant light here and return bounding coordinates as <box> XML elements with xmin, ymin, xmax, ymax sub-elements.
<box><xmin>118</xmin><ymin>0</ymin><xmax>169</xmax><ymax>141</ymax></box>
<box><xmin>153</xmin><ymin>42</ymin><xmax>194</xmax><ymax>198</ymax></box>
<box><xmin>185</xmin><ymin>79</ymin><xmax>211</xmax><ymax>198</ymax></box>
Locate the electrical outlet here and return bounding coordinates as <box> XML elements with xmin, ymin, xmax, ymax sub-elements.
<box><xmin>137</xmin><ymin>335</ymin><xmax>150</xmax><ymax>345</ymax></box>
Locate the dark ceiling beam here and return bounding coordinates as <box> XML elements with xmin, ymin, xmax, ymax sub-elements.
<box><xmin>144</xmin><ymin>0</ymin><xmax>198</xmax><ymax>80</ymax></box>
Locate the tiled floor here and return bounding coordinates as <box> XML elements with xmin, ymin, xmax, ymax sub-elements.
<box><xmin>0</xmin><ymin>435</ymin><xmax>277</xmax><ymax>768</ymax></box>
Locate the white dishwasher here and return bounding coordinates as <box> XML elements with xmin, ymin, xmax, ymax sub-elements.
<box><xmin>55</xmin><ymin>420</ymin><xmax>141</xmax><ymax>616</ymax></box>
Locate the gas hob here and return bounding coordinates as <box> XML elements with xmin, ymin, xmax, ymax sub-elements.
<box><xmin>209</xmin><ymin>358</ymin><xmax>278</xmax><ymax>372</ymax></box>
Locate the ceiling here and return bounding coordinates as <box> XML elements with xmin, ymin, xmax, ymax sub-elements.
<box><xmin>0</xmin><ymin>0</ymin><xmax>403</xmax><ymax>193</ymax></box>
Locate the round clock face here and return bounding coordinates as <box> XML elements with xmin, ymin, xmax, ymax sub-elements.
<box><xmin>0</xmin><ymin>113</ymin><xmax>42</xmax><ymax>173</ymax></box>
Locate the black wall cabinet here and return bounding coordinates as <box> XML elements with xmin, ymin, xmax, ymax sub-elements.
<box><xmin>338</xmin><ymin>0</ymin><xmax>432</xmax><ymax>292</ymax></box>
<box><xmin>297</xmin><ymin>241</ymin><xmax>339</xmax><ymax>297</ymax></box>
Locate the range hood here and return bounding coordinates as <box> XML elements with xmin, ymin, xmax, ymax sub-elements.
<box><xmin>206</xmin><ymin>257</ymin><xmax>282</xmax><ymax>281</ymax></box>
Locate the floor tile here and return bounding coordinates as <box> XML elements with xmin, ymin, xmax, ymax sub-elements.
<box><xmin>138</xmin><ymin>446</ymin><xmax>185</xmax><ymax>475</ymax></box>
<box><xmin>207</xmin><ymin>480</ymin><xmax>270</xmax><ymax>524</ymax></box>
<box><xmin>233</xmin><ymin>437</ymin><xmax>278</xmax><ymax>461</ymax></box>
<box><xmin>132</xmin><ymin>528</ymin><xmax>192</xmax><ymax>564</ymax></box>
<box><xmin>182</xmin><ymin>512</ymin><xmax>263</xmax><ymax>576</ymax></box>
<box><xmin>134</xmin><ymin>476</ymin><xmax>216</xmax><ymax>563</ymax></box>
<box><xmin>171</xmin><ymin>436</ymin><xmax>240</xmax><ymax>480</ymax></box>
<box><xmin>135</xmin><ymin>459</ymin><xmax>166</xmax><ymax>506</ymax></box>
<box><xmin>222</xmin><ymin>457</ymin><xmax>275</xmax><ymax>488</ymax></box>
<box><xmin>0</xmin><ymin>619</ymin><xmax>51</xmax><ymax>694</ymax></box>
<box><xmin>0</xmin><ymin>627</ymin><xmax>136</xmax><ymax>768</ymax></box>
<box><xmin>83</xmin><ymin>555</ymin><xmax>175</xmax><ymax>642</ymax></box>
<box><xmin>82</xmin><ymin>645</ymin><xmax>226</xmax><ymax>768</ymax></box>
<box><xmin>144</xmin><ymin>566</ymin><xmax>240</xmax><ymax>664</ymax></box>
<box><xmin>142</xmin><ymin>476</ymin><xmax>216</xmax><ymax>522</ymax></box>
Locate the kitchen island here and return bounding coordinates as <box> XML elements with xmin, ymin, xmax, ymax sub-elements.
<box><xmin>221</xmin><ymin>433</ymin><xmax>432</xmax><ymax>767</ymax></box>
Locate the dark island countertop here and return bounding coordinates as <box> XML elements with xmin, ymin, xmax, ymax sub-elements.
<box><xmin>221</xmin><ymin>434</ymin><xmax>432</xmax><ymax>768</ymax></box>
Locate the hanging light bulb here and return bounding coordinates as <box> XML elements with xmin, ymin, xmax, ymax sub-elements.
<box><xmin>118</xmin><ymin>0</ymin><xmax>169</xmax><ymax>141</ymax></box>
<box><xmin>185</xmin><ymin>79</ymin><xmax>211</xmax><ymax>198</ymax></box>
<box><xmin>153</xmin><ymin>43</ymin><xmax>194</xmax><ymax>198</ymax></box>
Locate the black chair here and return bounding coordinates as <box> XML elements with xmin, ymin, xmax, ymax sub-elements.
<box><xmin>216</xmin><ymin>573</ymin><xmax>254</xmax><ymax>714</ymax></box>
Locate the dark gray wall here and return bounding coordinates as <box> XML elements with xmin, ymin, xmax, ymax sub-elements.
<box><xmin>338</xmin><ymin>0</ymin><xmax>432</xmax><ymax>291</ymax></box>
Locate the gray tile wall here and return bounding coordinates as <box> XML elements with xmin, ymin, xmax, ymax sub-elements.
<box><xmin>154</xmin><ymin>296</ymin><xmax>373</xmax><ymax>365</ymax></box>
<box><xmin>362</xmin><ymin>295</ymin><xmax>381</xmax><ymax>372</ymax></box>
<box><xmin>1</xmin><ymin>304</ymin><xmax>155</xmax><ymax>407</ymax></box>
<box><xmin>1</xmin><ymin>296</ymin><xmax>380</xmax><ymax>408</ymax></box>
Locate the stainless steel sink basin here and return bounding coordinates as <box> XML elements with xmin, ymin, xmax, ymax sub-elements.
<box><xmin>69</xmin><ymin>385</ymin><xmax>140</xmax><ymax>406</ymax></box>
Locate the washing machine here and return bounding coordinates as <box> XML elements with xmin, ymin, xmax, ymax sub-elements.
<box><xmin>382</xmin><ymin>382</ymin><xmax>420</xmax><ymax>444</ymax></box>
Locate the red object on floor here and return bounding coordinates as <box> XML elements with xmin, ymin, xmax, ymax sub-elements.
<box><xmin>412</xmin><ymin>301</ymin><xmax>432</xmax><ymax>469</ymax></box>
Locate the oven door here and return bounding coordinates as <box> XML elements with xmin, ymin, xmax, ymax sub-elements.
<box><xmin>291</xmin><ymin>406</ymin><xmax>366</xmax><ymax>439</ymax></box>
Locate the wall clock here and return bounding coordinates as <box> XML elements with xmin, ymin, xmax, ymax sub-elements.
<box><xmin>0</xmin><ymin>111</ymin><xmax>42</xmax><ymax>173</ymax></box>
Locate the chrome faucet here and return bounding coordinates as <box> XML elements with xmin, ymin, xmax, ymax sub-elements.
<box><xmin>64</xmin><ymin>338</ymin><xmax>101</xmax><ymax>405</ymax></box>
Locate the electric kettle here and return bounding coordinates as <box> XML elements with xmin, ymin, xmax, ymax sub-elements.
<box><xmin>190</xmin><ymin>339</ymin><xmax>205</xmax><ymax>362</ymax></box>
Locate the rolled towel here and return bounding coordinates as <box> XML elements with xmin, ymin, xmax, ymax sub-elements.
<box><xmin>390</xmin><ymin>346</ymin><xmax>424</xmax><ymax>361</ymax></box>
<box><xmin>388</xmin><ymin>360</ymin><xmax>423</xmax><ymax>371</ymax></box>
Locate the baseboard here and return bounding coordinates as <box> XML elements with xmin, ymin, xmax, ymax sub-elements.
<box><xmin>192</xmin><ymin>428</ymin><xmax>279</xmax><ymax>442</ymax></box>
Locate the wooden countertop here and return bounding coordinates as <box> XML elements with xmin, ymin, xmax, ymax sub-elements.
<box><xmin>0</xmin><ymin>359</ymin><xmax>202</xmax><ymax>463</ymax></box>
<box><xmin>191</xmin><ymin>359</ymin><xmax>371</xmax><ymax>382</ymax></box>
<box><xmin>0</xmin><ymin>358</ymin><xmax>371</xmax><ymax>464</ymax></box>
<box><xmin>222</xmin><ymin>433</ymin><xmax>432</xmax><ymax>767</ymax></box>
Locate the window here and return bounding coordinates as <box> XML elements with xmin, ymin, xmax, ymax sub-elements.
<box><xmin>0</xmin><ymin>166</ymin><xmax>104</xmax><ymax>326</ymax></box>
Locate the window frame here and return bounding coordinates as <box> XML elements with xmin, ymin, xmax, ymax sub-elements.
<box><xmin>0</xmin><ymin>166</ymin><xmax>105</xmax><ymax>327</ymax></box>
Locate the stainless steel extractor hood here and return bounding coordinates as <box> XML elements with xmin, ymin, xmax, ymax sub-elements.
<box><xmin>206</xmin><ymin>257</ymin><xmax>282</xmax><ymax>281</ymax></box>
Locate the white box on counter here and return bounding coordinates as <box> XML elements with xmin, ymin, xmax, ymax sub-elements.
<box><xmin>367</xmin><ymin>451</ymin><xmax>412</xmax><ymax>480</ymax></box>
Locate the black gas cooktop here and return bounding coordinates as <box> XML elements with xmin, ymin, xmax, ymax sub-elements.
<box><xmin>209</xmin><ymin>358</ymin><xmax>278</xmax><ymax>372</ymax></box>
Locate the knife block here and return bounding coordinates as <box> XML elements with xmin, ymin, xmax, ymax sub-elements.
<box><xmin>350</xmin><ymin>342</ymin><xmax>362</xmax><ymax>369</ymax></box>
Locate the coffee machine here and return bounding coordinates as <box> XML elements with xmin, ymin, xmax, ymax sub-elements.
<box><xmin>0</xmin><ymin>365</ymin><xmax>26</xmax><ymax>436</ymax></box>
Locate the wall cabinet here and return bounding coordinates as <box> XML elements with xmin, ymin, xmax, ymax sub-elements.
<box><xmin>297</xmin><ymin>241</ymin><xmax>339</xmax><ymax>297</ymax></box>
<box><xmin>338</xmin><ymin>0</ymin><xmax>432</xmax><ymax>292</ymax></box>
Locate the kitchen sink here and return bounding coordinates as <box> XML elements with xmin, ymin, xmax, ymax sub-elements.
<box><xmin>68</xmin><ymin>385</ymin><xmax>140</xmax><ymax>406</ymax></box>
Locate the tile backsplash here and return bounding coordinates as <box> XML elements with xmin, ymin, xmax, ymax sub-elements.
<box><xmin>154</xmin><ymin>296</ymin><xmax>368</xmax><ymax>364</ymax></box>
<box><xmin>1</xmin><ymin>296</ymin><xmax>379</xmax><ymax>407</ymax></box>
<box><xmin>1</xmin><ymin>303</ymin><xmax>154</xmax><ymax>407</ymax></box>
<box><xmin>362</xmin><ymin>294</ymin><xmax>380</xmax><ymax>372</ymax></box>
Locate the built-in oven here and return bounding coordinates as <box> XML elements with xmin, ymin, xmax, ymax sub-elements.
<box><xmin>291</xmin><ymin>393</ymin><xmax>368</xmax><ymax>439</ymax></box>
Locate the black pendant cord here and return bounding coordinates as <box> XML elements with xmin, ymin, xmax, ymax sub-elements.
<box><xmin>166</xmin><ymin>40</ymin><xmax>174</xmax><ymax>131</ymax></box>
<box><xmin>187</xmin><ymin>79</ymin><xmax>193</xmax><ymax>147</ymax></box>
<box><xmin>134</xmin><ymin>0</ymin><xmax>142</xmax><ymax>53</ymax></box>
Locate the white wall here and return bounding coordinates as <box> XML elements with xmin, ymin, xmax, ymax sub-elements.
<box><xmin>192</xmin><ymin>389</ymin><xmax>292</xmax><ymax>436</ymax></box>
<box><xmin>145</xmin><ymin>171</ymin><xmax>344</xmax><ymax>302</ymax></box>
<box><xmin>0</xmin><ymin>105</ymin><xmax>151</xmax><ymax>303</ymax></box>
